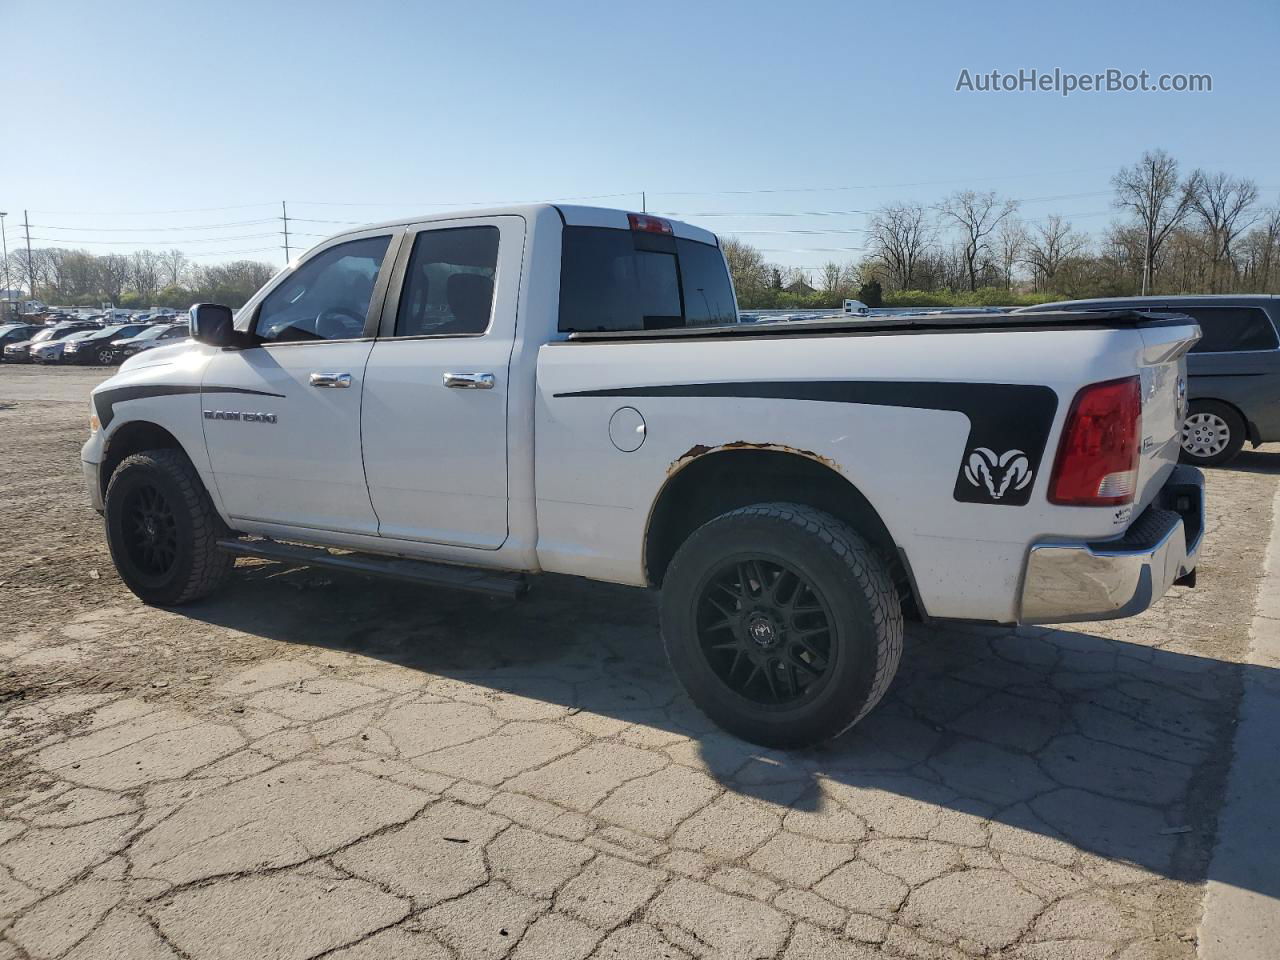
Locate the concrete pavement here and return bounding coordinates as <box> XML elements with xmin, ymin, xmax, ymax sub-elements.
<box><xmin>1</xmin><ymin>367</ymin><xmax>1278</xmax><ymax>959</ymax></box>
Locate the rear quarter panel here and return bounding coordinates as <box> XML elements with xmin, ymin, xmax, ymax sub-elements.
<box><xmin>534</xmin><ymin>326</ymin><xmax>1157</xmax><ymax>621</ymax></box>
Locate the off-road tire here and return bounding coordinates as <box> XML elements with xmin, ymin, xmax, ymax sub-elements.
<box><xmin>660</xmin><ymin>502</ymin><xmax>903</xmax><ymax>748</ymax></box>
<box><xmin>104</xmin><ymin>449</ymin><xmax>234</xmax><ymax>605</ymax></box>
<box><xmin>1179</xmin><ymin>399</ymin><xmax>1246</xmax><ymax>467</ymax></box>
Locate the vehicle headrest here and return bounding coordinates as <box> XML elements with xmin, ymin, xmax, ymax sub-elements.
<box><xmin>447</xmin><ymin>273</ymin><xmax>494</xmax><ymax>332</ymax></box>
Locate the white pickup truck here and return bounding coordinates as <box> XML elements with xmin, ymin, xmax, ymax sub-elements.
<box><xmin>82</xmin><ymin>204</ymin><xmax>1205</xmax><ymax>746</ymax></box>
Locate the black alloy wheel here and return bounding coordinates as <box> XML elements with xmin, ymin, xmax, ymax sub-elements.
<box><xmin>696</xmin><ymin>556</ymin><xmax>835</xmax><ymax>706</ymax></box>
<box><xmin>121</xmin><ymin>482</ymin><xmax>179</xmax><ymax>578</ymax></box>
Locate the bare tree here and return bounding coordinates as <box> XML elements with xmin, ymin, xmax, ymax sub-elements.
<box><xmin>1239</xmin><ymin>205</ymin><xmax>1280</xmax><ymax>293</ymax></box>
<box><xmin>996</xmin><ymin>218</ymin><xmax>1027</xmax><ymax>289</ymax></box>
<box><xmin>867</xmin><ymin>202</ymin><xmax>934</xmax><ymax>290</ymax></box>
<box><xmin>784</xmin><ymin>266</ymin><xmax>813</xmax><ymax>292</ymax></box>
<box><xmin>938</xmin><ymin>191</ymin><xmax>1018</xmax><ymax>291</ymax></box>
<box><xmin>1186</xmin><ymin>170</ymin><xmax>1261</xmax><ymax>291</ymax></box>
<box><xmin>130</xmin><ymin>250</ymin><xmax>161</xmax><ymax>300</ymax></box>
<box><xmin>720</xmin><ymin>237</ymin><xmax>769</xmax><ymax>299</ymax></box>
<box><xmin>99</xmin><ymin>254</ymin><xmax>132</xmax><ymax>303</ymax></box>
<box><xmin>1022</xmin><ymin>216</ymin><xmax>1087</xmax><ymax>291</ymax></box>
<box><xmin>819</xmin><ymin>262</ymin><xmax>839</xmax><ymax>294</ymax></box>
<box><xmin>1111</xmin><ymin>149</ymin><xmax>1193</xmax><ymax>295</ymax></box>
<box><xmin>159</xmin><ymin>248</ymin><xmax>188</xmax><ymax>288</ymax></box>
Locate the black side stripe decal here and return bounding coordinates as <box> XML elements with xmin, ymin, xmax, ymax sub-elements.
<box><xmin>94</xmin><ymin>385</ymin><xmax>285</xmax><ymax>429</ymax></box>
<box><xmin>555</xmin><ymin>380</ymin><xmax>1059</xmax><ymax>507</ymax></box>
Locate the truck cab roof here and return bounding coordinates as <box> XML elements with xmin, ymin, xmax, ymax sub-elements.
<box><xmin>327</xmin><ymin>204</ymin><xmax>719</xmax><ymax>250</ymax></box>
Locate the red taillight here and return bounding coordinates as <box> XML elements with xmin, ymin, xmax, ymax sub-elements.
<box><xmin>628</xmin><ymin>213</ymin><xmax>673</xmax><ymax>235</ymax></box>
<box><xmin>1048</xmin><ymin>376</ymin><xmax>1142</xmax><ymax>506</ymax></box>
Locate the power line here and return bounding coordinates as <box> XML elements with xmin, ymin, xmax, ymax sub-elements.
<box><xmin>649</xmin><ymin>167</ymin><xmax>1120</xmax><ymax>196</ymax></box>
<box><xmin>27</xmin><ymin>202</ymin><xmax>277</xmax><ymax>216</ymax></box>
<box><xmin>27</xmin><ymin>218</ymin><xmax>278</xmax><ymax>232</ymax></box>
<box><xmin>26</xmin><ymin>232</ymin><xmax>280</xmax><ymax>245</ymax></box>
<box><xmin>287</xmin><ymin>191</ymin><xmax>640</xmax><ymax>208</ymax></box>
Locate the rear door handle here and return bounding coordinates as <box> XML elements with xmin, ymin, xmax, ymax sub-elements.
<box><xmin>443</xmin><ymin>372</ymin><xmax>495</xmax><ymax>390</ymax></box>
<box><xmin>309</xmin><ymin>372</ymin><xmax>352</xmax><ymax>388</ymax></box>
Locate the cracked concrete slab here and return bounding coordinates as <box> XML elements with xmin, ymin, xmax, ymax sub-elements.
<box><xmin>1</xmin><ymin>371</ymin><xmax>1277</xmax><ymax>960</ymax></box>
<box><xmin>130</xmin><ymin>758</ymin><xmax>429</xmax><ymax>885</ymax></box>
<box><xmin>150</xmin><ymin>868</ymin><xmax>410</xmax><ymax>960</ymax></box>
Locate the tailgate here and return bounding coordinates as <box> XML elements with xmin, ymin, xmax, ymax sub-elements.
<box><xmin>1134</xmin><ymin>321</ymin><xmax>1200</xmax><ymax>510</ymax></box>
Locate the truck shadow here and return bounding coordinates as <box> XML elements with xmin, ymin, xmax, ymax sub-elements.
<box><xmin>1222</xmin><ymin>448</ymin><xmax>1280</xmax><ymax>475</ymax></box>
<box><xmin>184</xmin><ymin>563</ymin><xmax>1266</xmax><ymax>898</ymax></box>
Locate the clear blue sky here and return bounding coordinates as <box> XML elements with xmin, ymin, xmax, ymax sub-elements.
<box><xmin>3</xmin><ymin>0</ymin><xmax>1277</xmax><ymax>270</ymax></box>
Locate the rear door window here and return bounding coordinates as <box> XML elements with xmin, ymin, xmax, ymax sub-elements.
<box><xmin>558</xmin><ymin>226</ymin><xmax>735</xmax><ymax>332</ymax></box>
<box><xmin>394</xmin><ymin>226</ymin><xmax>500</xmax><ymax>337</ymax></box>
<box><xmin>1182</xmin><ymin>307</ymin><xmax>1279</xmax><ymax>353</ymax></box>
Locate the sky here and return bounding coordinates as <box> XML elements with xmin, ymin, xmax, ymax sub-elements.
<box><xmin>2</xmin><ymin>0</ymin><xmax>1278</xmax><ymax>272</ymax></box>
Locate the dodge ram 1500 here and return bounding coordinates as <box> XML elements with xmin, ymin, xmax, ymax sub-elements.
<box><xmin>82</xmin><ymin>204</ymin><xmax>1205</xmax><ymax>746</ymax></box>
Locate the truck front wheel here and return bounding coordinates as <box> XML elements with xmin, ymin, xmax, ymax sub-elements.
<box><xmin>660</xmin><ymin>502</ymin><xmax>903</xmax><ymax>748</ymax></box>
<box><xmin>104</xmin><ymin>449</ymin><xmax>234</xmax><ymax>606</ymax></box>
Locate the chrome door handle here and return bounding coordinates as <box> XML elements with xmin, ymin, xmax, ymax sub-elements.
<box><xmin>309</xmin><ymin>372</ymin><xmax>352</xmax><ymax>388</ymax></box>
<box><xmin>443</xmin><ymin>372</ymin><xmax>495</xmax><ymax>390</ymax></box>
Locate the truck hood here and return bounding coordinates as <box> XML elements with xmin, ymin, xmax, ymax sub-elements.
<box><xmin>117</xmin><ymin>339</ymin><xmax>208</xmax><ymax>374</ymax></box>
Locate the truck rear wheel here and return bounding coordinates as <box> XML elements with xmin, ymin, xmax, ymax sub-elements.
<box><xmin>104</xmin><ymin>449</ymin><xmax>234</xmax><ymax>606</ymax></box>
<box><xmin>660</xmin><ymin>502</ymin><xmax>903</xmax><ymax>748</ymax></box>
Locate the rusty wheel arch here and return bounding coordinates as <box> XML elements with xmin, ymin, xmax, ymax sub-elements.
<box><xmin>643</xmin><ymin>444</ymin><xmax>921</xmax><ymax>618</ymax></box>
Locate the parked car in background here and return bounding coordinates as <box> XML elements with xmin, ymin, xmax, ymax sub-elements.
<box><xmin>0</xmin><ymin>323</ymin><xmax>42</xmax><ymax>358</ymax></box>
<box><xmin>62</xmin><ymin>323</ymin><xmax>152</xmax><ymax>365</ymax></box>
<box><xmin>108</xmin><ymin>323</ymin><xmax>190</xmax><ymax>362</ymax></box>
<box><xmin>4</xmin><ymin>322</ymin><xmax>99</xmax><ymax>362</ymax></box>
<box><xmin>30</xmin><ymin>329</ymin><xmax>97</xmax><ymax>364</ymax></box>
<box><xmin>1015</xmin><ymin>295</ymin><xmax>1280</xmax><ymax>466</ymax></box>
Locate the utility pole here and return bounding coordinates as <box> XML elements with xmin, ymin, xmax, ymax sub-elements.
<box><xmin>22</xmin><ymin>210</ymin><xmax>34</xmax><ymax>301</ymax></box>
<box><xmin>282</xmin><ymin>201</ymin><xmax>291</xmax><ymax>262</ymax></box>
<box><xmin>0</xmin><ymin>212</ymin><xmax>9</xmax><ymax>304</ymax></box>
<box><xmin>641</xmin><ymin>191</ymin><xmax>646</xmax><ymax>213</ymax></box>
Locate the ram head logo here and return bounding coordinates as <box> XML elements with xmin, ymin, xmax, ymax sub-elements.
<box><xmin>964</xmin><ymin>447</ymin><xmax>1033</xmax><ymax>501</ymax></box>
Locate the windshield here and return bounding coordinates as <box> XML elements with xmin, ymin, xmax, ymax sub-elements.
<box><xmin>87</xmin><ymin>324</ymin><xmax>128</xmax><ymax>340</ymax></box>
<box><xmin>30</xmin><ymin>329</ymin><xmax>55</xmax><ymax>344</ymax></box>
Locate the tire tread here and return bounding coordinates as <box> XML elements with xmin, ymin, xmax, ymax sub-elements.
<box><xmin>662</xmin><ymin>501</ymin><xmax>904</xmax><ymax>745</ymax></box>
<box><xmin>107</xmin><ymin>449</ymin><xmax>233</xmax><ymax>604</ymax></box>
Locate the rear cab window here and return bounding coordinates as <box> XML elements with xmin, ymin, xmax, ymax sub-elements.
<box><xmin>1182</xmin><ymin>306</ymin><xmax>1280</xmax><ymax>353</ymax></box>
<box><xmin>558</xmin><ymin>226</ymin><xmax>736</xmax><ymax>333</ymax></box>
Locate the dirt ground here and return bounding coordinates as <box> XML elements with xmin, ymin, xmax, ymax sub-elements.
<box><xmin>2</xmin><ymin>365</ymin><xmax>1278</xmax><ymax>960</ymax></box>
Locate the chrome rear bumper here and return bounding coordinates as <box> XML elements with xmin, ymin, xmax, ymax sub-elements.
<box><xmin>1019</xmin><ymin>465</ymin><xmax>1204</xmax><ymax>624</ymax></box>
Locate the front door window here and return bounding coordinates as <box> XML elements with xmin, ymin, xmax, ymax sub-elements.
<box><xmin>255</xmin><ymin>236</ymin><xmax>391</xmax><ymax>343</ymax></box>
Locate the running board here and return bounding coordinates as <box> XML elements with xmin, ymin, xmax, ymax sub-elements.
<box><xmin>216</xmin><ymin>538</ymin><xmax>529</xmax><ymax>599</ymax></box>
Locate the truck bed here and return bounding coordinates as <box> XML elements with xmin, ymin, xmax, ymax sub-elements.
<box><xmin>565</xmin><ymin>309</ymin><xmax>1191</xmax><ymax>342</ymax></box>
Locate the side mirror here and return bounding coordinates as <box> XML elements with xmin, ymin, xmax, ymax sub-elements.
<box><xmin>189</xmin><ymin>303</ymin><xmax>235</xmax><ymax>347</ymax></box>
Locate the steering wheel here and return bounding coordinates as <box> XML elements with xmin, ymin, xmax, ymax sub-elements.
<box><xmin>314</xmin><ymin>308</ymin><xmax>366</xmax><ymax>339</ymax></box>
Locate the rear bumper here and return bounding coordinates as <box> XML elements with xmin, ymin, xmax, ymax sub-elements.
<box><xmin>1018</xmin><ymin>465</ymin><xmax>1204</xmax><ymax>624</ymax></box>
